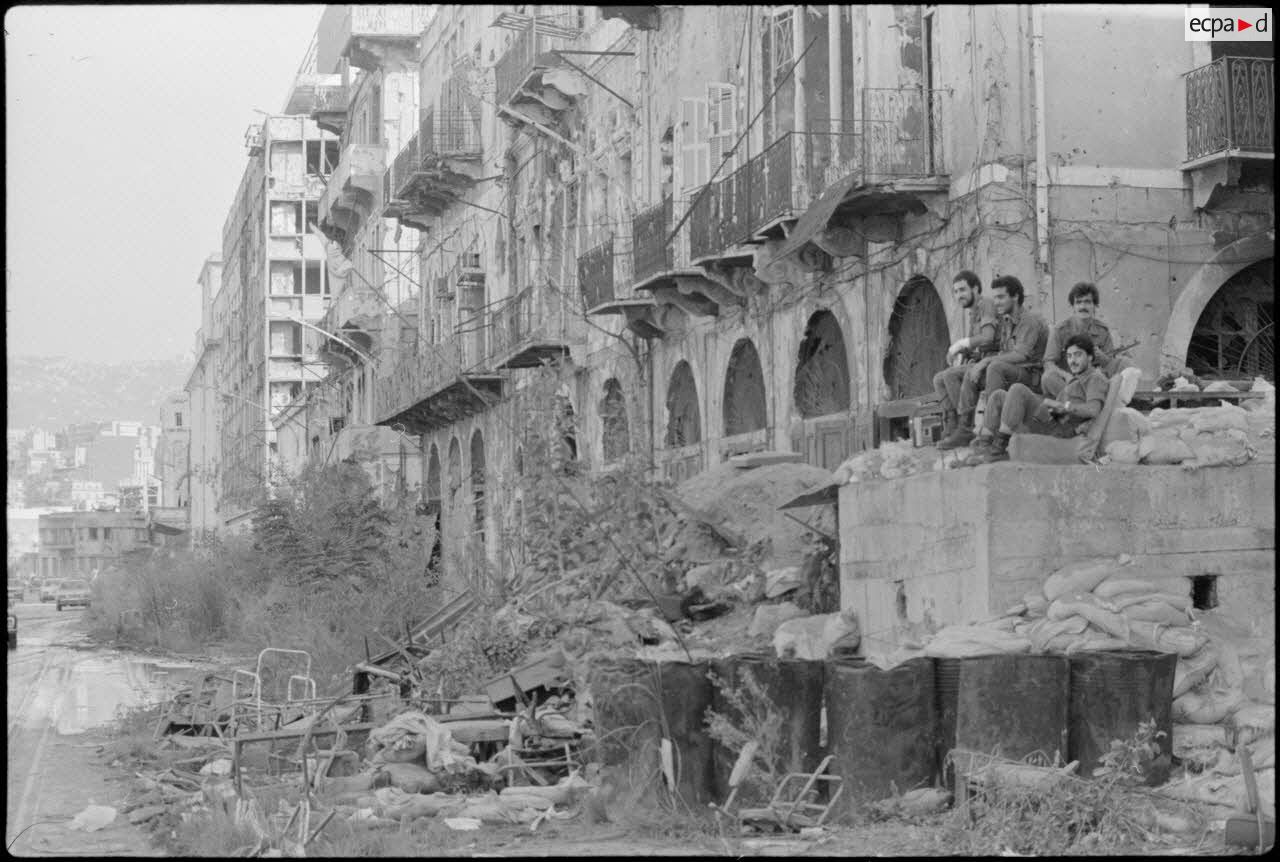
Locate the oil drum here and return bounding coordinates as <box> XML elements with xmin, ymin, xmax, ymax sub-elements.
<box><xmin>1068</xmin><ymin>649</ymin><xmax>1176</xmax><ymax>785</ymax></box>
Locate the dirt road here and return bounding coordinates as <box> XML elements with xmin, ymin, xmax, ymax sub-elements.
<box><xmin>5</xmin><ymin>599</ymin><xmax>207</xmax><ymax>856</ymax></box>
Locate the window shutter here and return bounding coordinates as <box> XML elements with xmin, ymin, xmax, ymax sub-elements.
<box><xmin>679</xmin><ymin>97</ymin><xmax>710</xmax><ymax>192</ymax></box>
<box><xmin>708</xmin><ymin>83</ymin><xmax>737</xmax><ymax>175</ymax></box>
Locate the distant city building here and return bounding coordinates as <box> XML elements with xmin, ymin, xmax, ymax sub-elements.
<box><xmin>36</xmin><ymin>510</ymin><xmax>151</xmax><ymax>579</ymax></box>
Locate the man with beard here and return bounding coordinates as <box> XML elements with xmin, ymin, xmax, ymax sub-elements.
<box><xmin>1041</xmin><ymin>281</ymin><xmax>1133</xmax><ymax>398</ymax></box>
<box><xmin>938</xmin><ymin>274</ymin><xmax>1049</xmax><ymax>450</ymax></box>
<box><xmin>967</xmin><ymin>333</ymin><xmax>1109</xmax><ymax>463</ymax></box>
<box><xmin>931</xmin><ymin>270</ymin><xmax>998</xmax><ymax>443</ymax></box>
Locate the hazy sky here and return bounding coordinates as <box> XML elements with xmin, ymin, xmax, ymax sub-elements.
<box><xmin>5</xmin><ymin>5</ymin><xmax>325</xmax><ymax>363</ymax></box>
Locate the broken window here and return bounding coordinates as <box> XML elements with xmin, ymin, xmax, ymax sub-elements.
<box><xmin>270</xmin><ymin>201</ymin><xmax>302</xmax><ymax>235</ymax></box>
<box><xmin>306</xmin><ymin>139</ymin><xmax>341</xmax><ymax>176</ymax></box>
<box><xmin>884</xmin><ymin>276</ymin><xmax>949</xmax><ymax>400</ymax></box>
<box><xmin>723</xmin><ymin>338</ymin><xmax>768</xmax><ymax>436</ymax></box>
<box><xmin>270</xmin><ymin>261</ymin><xmax>303</xmax><ymax>295</ymax></box>
<box><xmin>665</xmin><ymin>360</ymin><xmax>702</xmax><ymax>447</ymax></box>
<box><xmin>794</xmin><ymin>309</ymin><xmax>852</xmax><ymax>418</ymax></box>
<box><xmin>600</xmin><ymin>378</ymin><xmax>631</xmax><ymax>462</ymax></box>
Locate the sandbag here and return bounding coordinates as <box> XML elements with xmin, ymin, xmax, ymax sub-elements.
<box><xmin>1181</xmin><ymin>434</ymin><xmax>1254</xmax><ymax>469</ymax></box>
<box><xmin>1044</xmin><ymin>559</ymin><xmax>1125</xmax><ymax>602</ymax></box>
<box><xmin>1049</xmin><ymin>600</ymin><xmax>1130</xmax><ymax>641</ymax></box>
<box><xmin>1062</xmin><ymin>634</ymin><xmax>1131</xmax><ymax>654</ymax></box>
<box><xmin>1094</xmin><ymin>577</ymin><xmax>1167</xmax><ymax>599</ymax></box>
<box><xmin>1120</xmin><ymin>600</ymin><xmax>1190</xmax><ymax>626</ymax></box>
<box><xmin>1110</xmin><ymin>592</ymin><xmax>1192</xmax><ymax>613</ymax></box>
<box><xmin>1022</xmin><ymin>590</ymin><xmax>1050</xmax><ymax>617</ymax></box>
<box><xmin>1105</xmin><ymin>440</ymin><xmax>1142</xmax><ymax>464</ymax></box>
<box><xmin>1173</xmin><ymin>648</ymin><xmax>1219</xmax><ymax>698</ymax></box>
<box><xmin>1098</xmin><ymin>406</ymin><xmax>1151</xmax><ymax>449</ymax></box>
<box><xmin>1188</xmin><ymin>402</ymin><xmax>1249</xmax><ymax>434</ymax></box>
<box><xmin>1173</xmin><ymin>687</ymin><xmax>1244</xmax><ymax>724</ymax></box>
<box><xmin>1139</xmin><ymin>433</ymin><xmax>1195</xmax><ymax>465</ymax></box>
<box><xmin>1027</xmin><ymin>615</ymin><xmax>1089</xmax><ymax>653</ymax></box>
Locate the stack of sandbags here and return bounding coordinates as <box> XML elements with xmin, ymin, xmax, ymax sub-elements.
<box><xmin>832</xmin><ymin>440</ymin><xmax>944</xmax><ymax>485</ymax></box>
<box><xmin>1107</xmin><ymin>401</ymin><xmax>1259</xmax><ymax>467</ymax></box>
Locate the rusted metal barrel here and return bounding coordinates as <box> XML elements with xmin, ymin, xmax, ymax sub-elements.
<box><xmin>825</xmin><ymin>657</ymin><xmax>936</xmax><ymax>819</ymax></box>
<box><xmin>708</xmin><ymin>654</ymin><xmax>824</xmax><ymax>800</ymax></box>
<box><xmin>588</xmin><ymin>657</ymin><xmax>716</xmax><ymax>808</ymax></box>
<box><xmin>933</xmin><ymin>657</ymin><xmax>963</xmax><ymax>777</ymax></box>
<box><xmin>1068</xmin><ymin>650</ymin><xmax>1176</xmax><ymax>785</ymax></box>
<box><xmin>955</xmin><ymin>654</ymin><xmax>1070</xmax><ymax>765</ymax></box>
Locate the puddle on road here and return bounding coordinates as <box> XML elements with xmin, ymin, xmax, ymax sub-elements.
<box><xmin>21</xmin><ymin>654</ymin><xmax>209</xmax><ymax>736</ymax></box>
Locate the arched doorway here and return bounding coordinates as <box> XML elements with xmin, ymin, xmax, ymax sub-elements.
<box><xmin>600</xmin><ymin>378</ymin><xmax>630</xmax><ymax>462</ymax></box>
<box><xmin>446</xmin><ymin>437</ymin><xmax>462</xmax><ymax>506</ymax></box>
<box><xmin>723</xmin><ymin>338</ymin><xmax>768</xmax><ymax>435</ymax></box>
<box><xmin>1185</xmin><ymin>259</ymin><xmax>1274</xmax><ymax>381</ymax></box>
<box><xmin>665</xmin><ymin>360</ymin><xmax>702</xmax><ymax>446</ymax></box>
<box><xmin>555</xmin><ymin>396</ymin><xmax>578</xmax><ymax>465</ymax></box>
<box><xmin>884</xmin><ymin>276</ymin><xmax>949</xmax><ymax>399</ymax></box>
<box><xmin>469</xmin><ymin>430</ymin><xmax>486</xmax><ymax>541</ymax></box>
<box><xmin>794</xmin><ymin>309</ymin><xmax>851</xmax><ymax>417</ymax></box>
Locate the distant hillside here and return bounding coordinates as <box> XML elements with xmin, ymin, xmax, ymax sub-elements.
<box><xmin>6</xmin><ymin>356</ymin><xmax>191</xmax><ymax>430</ymax></box>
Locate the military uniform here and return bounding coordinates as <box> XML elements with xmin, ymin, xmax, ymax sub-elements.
<box><xmin>932</xmin><ymin>295</ymin><xmax>999</xmax><ymax>418</ymax></box>
<box><xmin>1041</xmin><ymin>317</ymin><xmax>1130</xmax><ymax>398</ymax></box>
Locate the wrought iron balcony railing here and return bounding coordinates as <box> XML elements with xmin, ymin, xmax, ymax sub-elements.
<box><xmin>488</xmin><ymin>279</ymin><xmax>580</xmax><ymax>366</ymax></box>
<box><xmin>494</xmin><ymin>20</ymin><xmax>577</xmax><ymax>109</ymax></box>
<box><xmin>577</xmin><ymin>235</ymin><xmax>637</xmax><ymax>309</ymax></box>
<box><xmin>1184</xmin><ymin>56</ymin><xmax>1274</xmax><ymax>162</ymax></box>
<box><xmin>342</xmin><ymin>5</ymin><xmax>432</xmax><ymax>43</ymax></box>
<box><xmin>632</xmin><ymin>197</ymin><xmax>696</xmax><ymax>285</ymax></box>
<box><xmin>374</xmin><ymin>329</ymin><xmax>491</xmax><ymax>422</ymax></box>
<box><xmin>419</xmin><ymin>108</ymin><xmax>482</xmax><ymax>158</ymax></box>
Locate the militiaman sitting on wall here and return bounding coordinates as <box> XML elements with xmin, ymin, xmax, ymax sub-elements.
<box><xmin>1041</xmin><ymin>280</ymin><xmax>1135</xmax><ymax>398</ymax></box>
<box><xmin>932</xmin><ymin>270</ymin><xmax>999</xmax><ymax>445</ymax></box>
<box><xmin>937</xmin><ymin>274</ymin><xmax>1050</xmax><ymax>450</ymax></box>
<box><xmin>967</xmin><ymin>333</ymin><xmax>1110</xmax><ymax>464</ymax></box>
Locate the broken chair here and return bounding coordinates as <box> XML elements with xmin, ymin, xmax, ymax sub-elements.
<box><xmin>711</xmin><ymin>742</ymin><xmax>844</xmax><ymax>832</ymax></box>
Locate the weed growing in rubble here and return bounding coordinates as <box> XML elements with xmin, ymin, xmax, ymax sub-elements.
<box><xmin>934</xmin><ymin>720</ymin><xmax>1166</xmax><ymax>855</ymax></box>
<box><xmin>704</xmin><ymin>668</ymin><xmax>785</xmax><ymax>804</ymax></box>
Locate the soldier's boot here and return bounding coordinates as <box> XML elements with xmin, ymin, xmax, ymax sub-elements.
<box><xmin>936</xmin><ymin>412</ymin><xmax>976</xmax><ymax>450</ymax></box>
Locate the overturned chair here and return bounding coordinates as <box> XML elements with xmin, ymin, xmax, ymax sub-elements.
<box><xmin>710</xmin><ymin>741</ymin><xmax>844</xmax><ymax>832</ymax></box>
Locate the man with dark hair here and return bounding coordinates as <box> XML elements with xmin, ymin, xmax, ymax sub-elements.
<box><xmin>1041</xmin><ymin>281</ymin><xmax>1133</xmax><ymax>397</ymax></box>
<box><xmin>932</xmin><ymin>270</ymin><xmax>999</xmax><ymax>442</ymax></box>
<box><xmin>938</xmin><ymin>275</ymin><xmax>1049</xmax><ymax>449</ymax></box>
<box><xmin>968</xmin><ymin>333</ymin><xmax>1109</xmax><ymax>463</ymax></box>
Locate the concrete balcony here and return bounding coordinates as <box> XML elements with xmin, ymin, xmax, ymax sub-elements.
<box><xmin>630</xmin><ymin>197</ymin><xmax>740</xmax><ymax>318</ymax></box>
<box><xmin>318</xmin><ymin>144</ymin><xmax>385</xmax><ymax>252</ymax></box>
<box><xmin>374</xmin><ymin>333</ymin><xmax>503</xmax><ymax>433</ymax></box>
<box><xmin>339</xmin><ymin>5</ymin><xmax>432</xmax><ymax>71</ymax></box>
<box><xmin>307</xmin><ymin>81</ymin><xmax>350</xmax><ymax>136</ymax></box>
<box><xmin>576</xmin><ymin>235</ymin><xmax>678</xmax><ymax>340</ymax></box>
<box><xmin>1182</xmin><ymin>57</ymin><xmax>1274</xmax><ymax>208</ymax></box>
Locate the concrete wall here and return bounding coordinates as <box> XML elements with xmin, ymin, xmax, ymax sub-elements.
<box><xmin>839</xmin><ymin>462</ymin><xmax>1276</xmax><ymax>644</ymax></box>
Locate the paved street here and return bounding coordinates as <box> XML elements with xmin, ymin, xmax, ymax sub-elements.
<box><xmin>5</xmin><ymin>599</ymin><xmax>203</xmax><ymax>856</ymax></box>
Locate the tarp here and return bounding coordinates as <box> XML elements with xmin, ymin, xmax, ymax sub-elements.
<box><xmin>773</xmin><ymin>172</ymin><xmax>861</xmax><ymax>262</ymax></box>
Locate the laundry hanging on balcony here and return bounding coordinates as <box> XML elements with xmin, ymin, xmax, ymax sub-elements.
<box><xmin>310</xmin><ymin>224</ymin><xmax>354</xmax><ymax>282</ymax></box>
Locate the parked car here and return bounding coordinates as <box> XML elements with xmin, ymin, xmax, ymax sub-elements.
<box><xmin>55</xmin><ymin>579</ymin><xmax>92</xmax><ymax>611</ymax></box>
<box><xmin>7</xmin><ymin>599</ymin><xmax>16</xmax><ymax>649</ymax></box>
<box><xmin>39</xmin><ymin>579</ymin><xmax>59</xmax><ymax>603</ymax></box>
<box><xmin>7</xmin><ymin>579</ymin><xmax>23</xmax><ymax>603</ymax></box>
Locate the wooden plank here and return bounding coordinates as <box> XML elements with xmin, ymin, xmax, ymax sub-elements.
<box><xmin>231</xmin><ymin>721</ymin><xmax>380</xmax><ymax>746</ymax></box>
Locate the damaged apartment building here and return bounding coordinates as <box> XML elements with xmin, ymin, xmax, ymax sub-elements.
<box><xmin>217</xmin><ymin>5</ymin><xmax>1273</xmax><ymax>601</ymax></box>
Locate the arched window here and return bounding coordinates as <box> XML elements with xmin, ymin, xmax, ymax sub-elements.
<box><xmin>426</xmin><ymin>445</ymin><xmax>442</xmax><ymax>503</ymax></box>
<box><xmin>884</xmin><ymin>276</ymin><xmax>949</xmax><ymax>399</ymax></box>
<box><xmin>665</xmin><ymin>361</ymin><xmax>701</xmax><ymax>446</ymax></box>
<box><xmin>446</xmin><ymin>437</ymin><xmax>462</xmax><ymax>502</ymax></box>
<box><xmin>1185</xmin><ymin>259</ymin><xmax>1273</xmax><ymax>381</ymax></box>
<box><xmin>723</xmin><ymin>339</ymin><xmax>768</xmax><ymax>435</ymax></box>
<box><xmin>794</xmin><ymin>309</ymin><xmax>851</xmax><ymax>417</ymax></box>
<box><xmin>600</xmin><ymin>378</ymin><xmax>630</xmax><ymax>461</ymax></box>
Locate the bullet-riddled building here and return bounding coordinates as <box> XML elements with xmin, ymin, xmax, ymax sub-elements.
<box><xmin>239</xmin><ymin>6</ymin><xmax>1271</xmax><ymax>597</ymax></box>
<box><xmin>212</xmin><ymin>39</ymin><xmax>345</xmax><ymax>530</ymax></box>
